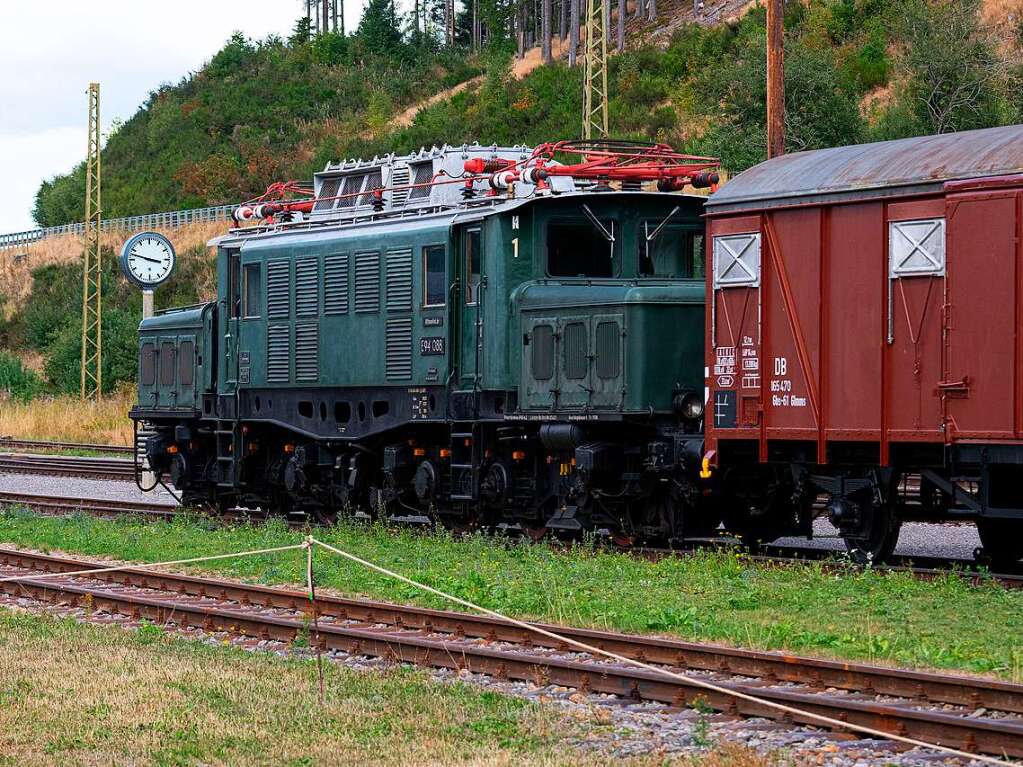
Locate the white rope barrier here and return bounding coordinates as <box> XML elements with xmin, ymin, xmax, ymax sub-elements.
<box><xmin>309</xmin><ymin>536</ymin><xmax>1015</xmax><ymax>766</ymax></box>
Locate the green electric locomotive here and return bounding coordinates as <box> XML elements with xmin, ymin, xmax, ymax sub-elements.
<box><xmin>131</xmin><ymin>141</ymin><xmax>719</xmax><ymax>540</ymax></box>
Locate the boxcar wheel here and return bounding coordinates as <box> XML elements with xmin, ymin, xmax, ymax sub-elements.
<box><xmin>842</xmin><ymin>507</ymin><xmax>900</xmax><ymax>565</ymax></box>
<box><xmin>976</xmin><ymin>519</ymin><xmax>1023</xmax><ymax>568</ymax></box>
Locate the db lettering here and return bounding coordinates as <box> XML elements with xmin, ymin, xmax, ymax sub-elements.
<box><xmin>774</xmin><ymin>357</ymin><xmax>787</xmax><ymax>375</ymax></box>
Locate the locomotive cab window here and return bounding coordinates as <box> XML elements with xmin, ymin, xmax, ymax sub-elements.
<box><xmin>465</xmin><ymin>228</ymin><xmax>482</xmax><ymax>305</ymax></box>
<box><xmin>242</xmin><ymin>263</ymin><xmax>261</xmax><ymax>318</ymax></box>
<box><xmin>639</xmin><ymin>223</ymin><xmax>704</xmax><ymax>279</ymax></box>
<box><xmin>423</xmin><ymin>245</ymin><xmax>446</xmax><ymax>307</ymax></box>
<box><xmin>547</xmin><ymin>212</ymin><xmax>617</xmax><ymax>278</ymax></box>
<box><xmin>228</xmin><ymin>251</ymin><xmax>242</xmax><ymax>318</ymax></box>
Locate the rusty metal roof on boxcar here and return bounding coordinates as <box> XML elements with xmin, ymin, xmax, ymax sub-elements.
<box><xmin>706</xmin><ymin>124</ymin><xmax>1023</xmax><ymax>213</ymax></box>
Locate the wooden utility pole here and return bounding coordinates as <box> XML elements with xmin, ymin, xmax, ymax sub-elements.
<box><xmin>81</xmin><ymin>83</ymin><xmax>102</xmax><ymax>399</ymax></box>
<box><xmin>766</xmin><ymin>0</ymin><xmax>785</xmax><ymax>158</ymax></box>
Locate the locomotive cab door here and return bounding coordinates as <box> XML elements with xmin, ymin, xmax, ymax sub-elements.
<box><xmin>220</xmin><ymin>248</ymin><xmax>242</xmax><ymax>389</ymax></box>
<box><xmin>458</xmin><ymin>226</ymin><xmax>484</xmax><ymax>387</ymax></box>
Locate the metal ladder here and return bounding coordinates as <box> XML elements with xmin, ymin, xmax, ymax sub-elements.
<box><xmin>214</xmin><ymin>420</ymin><xmax>241</xmax><ymax>487</ymax></box>
<box><xmin>449</xmin><ymin>422</ymin><xmax>480</xmax><ymax>501</ymax></box>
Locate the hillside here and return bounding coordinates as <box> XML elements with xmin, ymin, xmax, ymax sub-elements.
<box><xmin>33</xmin><ymin>0</ymin><xmax>1023</xmax><ymax>229</ymax></box>
<box><xmin>12</xmin><ymin>0</ymin><xmax>1023</xmax><ymax>399</ymax></box>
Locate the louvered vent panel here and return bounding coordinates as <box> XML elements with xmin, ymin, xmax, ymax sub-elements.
<box><xmin>324</xmin><ymin>254</ymin><xmax>349</xmax><ymax>315</ymax></box>
<box><xmin>315</xmin><ymin>178</ymin><xmax>341</xmax><ymax>212</ymax></box>
<box><xmin>267</xmin><ymin>261</ymin><xmax>291</xmax><ymax>319</ymax></box>
<box><xmin>389</xmin><ymin>166</ymin><xmax>411</xmax><ymax>207</ymax></box>
<box><xmin>409</xmin><ymin>162</ymin><xmax>434</xmax><ymax>200</ymax></box>
<box><xmin>267</xmin><ymin>325</ymin><xmax>290</xmax><ymax>383</ymax></box>
<box><xmin>295</xmin><ymin>322</ymin><xmax>319</xmax><ymax>383</ymax></box>
<box><xmin>595</xmin><ymin>321</ymin><xmax>621</xmax><ymax>379</ymax></box>
<box><xmin>354</xmin><ymin>253</ymin><xmax>380</xmax><ymax>313</ymax></box>
<box><xmin>386</xmin><ymin>249</ymin><xmax>413</xmax><ymax>312</ymax></box>
<box><xmin>295</xmin><ymin>258</ymin><xmax>319</xmax><ymax>317</ymax></box>
<box><xmin>385</xmin><ymin>318</ymin><xmax>413</xmax><ymax>380</ymax></box>
<box><xmin>563</xmin><ymin>322</ymin><xmax>588</xmax><ymax>380</ymax></box>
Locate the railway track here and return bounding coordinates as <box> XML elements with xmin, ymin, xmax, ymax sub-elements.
<box><xmin>0</xmin><ymin>437</ymin><xmax>132</xmax><ymax>455</ymax></box>
<box><xmin>0</xmin><ymin>490</ymin><xmax>174</xmax><ymax>519</ymax></box>
<box><xmin>0</xmin><ymin>453</ymin><xmax>135</xmax><ymax>480</ymax></box>
<box><xmin>1</xmin><ymin>546</ymin><xmax>1021</xmax><ymax>760</ymax></box>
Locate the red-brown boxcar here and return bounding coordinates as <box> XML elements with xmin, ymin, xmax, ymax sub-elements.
<box><xmin>703</xmin><ymin>124</ymin><xmax>1023</xmax><ymax>564</ymax></box>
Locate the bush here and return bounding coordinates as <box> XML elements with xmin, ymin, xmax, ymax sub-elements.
<box><xmin>0</xmin><ymin>352</ymin><xmax>45</xmax><ymax>401</ymax></box>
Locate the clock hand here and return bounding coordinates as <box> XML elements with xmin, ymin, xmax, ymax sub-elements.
<box><xmin>131</xmin><ymin>255</ymin><xmax>163</xmax><ymax>264</ymax></box>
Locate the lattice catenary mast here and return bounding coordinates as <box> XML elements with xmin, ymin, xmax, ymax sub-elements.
<box><xmin>582</xmin><ymin>0</ymin><xmax>609</xmax><ymax>139</ymax></box>
<box><xmin>81</xmin><ymin>82</ymin><xmax>102</xmax><ymax>399</ymax></box>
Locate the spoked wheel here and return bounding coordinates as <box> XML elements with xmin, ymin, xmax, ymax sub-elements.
<box><xmin>842</xmin><ymin>507</ymin><xmax>901</xmax><ymax>566</ymax></box>
<box><xmin>830</xmin><ymin>472</ymin><xmax>902</xmax><ymax>565</ymax></box>
<box><xmin>976</xmin><ymin>519</ymin><xmax>1023</xmax><ymax>569</ymax></box>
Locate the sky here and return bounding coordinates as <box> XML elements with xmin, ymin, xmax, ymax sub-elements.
<box><xmin>0</xmin><ymin>1</ymin><xmax>364</xmax><ymax>234</ymax></box>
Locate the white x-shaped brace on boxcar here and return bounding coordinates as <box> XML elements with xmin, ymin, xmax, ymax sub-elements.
<box><xmin>893</xmin><ymin>220</ymin><xmax>943</xmax><ymax>273</ymax></box>
<box><xmin>717</xmin><ymin>235</ymin><xmax>758</xmax><ymax>284</ymax></box>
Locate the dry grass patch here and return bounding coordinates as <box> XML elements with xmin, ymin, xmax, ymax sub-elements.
<box><xmin>0</xmin><ymin>609</ymin><xmax>785</xmax><ymax>767</ymax></box>
<box><xmin>0</xmin><ymin>222</ymin><xmax>227</xmax><ymax>314</ymax></box>
<box><xmin>0</xmin><ymin>388</ymin><xmax>134</xmax><ymax>446</ymax></box>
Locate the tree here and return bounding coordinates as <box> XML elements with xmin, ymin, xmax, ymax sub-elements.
<box><xmin>290</xmin><ymin>14</ymin><xmax>313</xmax><ymax>45</ymax></box>
<box><xmin>897</xmin><ymin>0</ymin><xmax>1007</xmax><ymax>134</ymax></box>
<box><xmin>568</xmin><ymin>0</ymin><xmax>579</xmax><ymax>65</ymax></box>
<box><xmin>358</xmin><ymin>0</ymin><xmax>404</xmax><ymax>53</ymax></box>
<box><xmin>542</xmin><ymin>0</ymin><xmax>552</xmax><ymax>61</ymax></box>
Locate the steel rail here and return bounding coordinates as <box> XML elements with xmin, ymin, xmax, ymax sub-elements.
<box><xmin>3</xmin><ymin>545</ymin><xmax>1023</xmax><ymax>746</ymax></box>
<box><xmin>0</xmin><ymin>491</ymin><xmax>174</xmax><ymax>518</ymax></box>
<box><xmin>0</xmin><ymin>454</ymin><xmax>134</xmax><ymax>480</ymax></box>
<box><xmin>0</xmin><ymin>438</ymin><xmax>132</xmax><ymax>455</ymax></box>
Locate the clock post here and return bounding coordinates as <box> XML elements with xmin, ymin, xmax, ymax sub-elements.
<box><xmin>119</xmin><ymin>231</ymin><xmax>177</xmax><ymax>319</ymax></box>
<box><xmin>120</xmin><ymin>231</ymin><xmax>176</xmax><ymax>489</ymax></box>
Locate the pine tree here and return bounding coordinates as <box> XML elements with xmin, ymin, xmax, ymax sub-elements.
<box><xmin>358</xmin><ymin>0</ymin><xmax>404</xmax><ymax>52</ymax></box>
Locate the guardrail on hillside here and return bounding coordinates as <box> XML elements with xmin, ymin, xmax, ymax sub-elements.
<box><xmin>0</xmin><ymin>204</ymin><xmax>236</xmax><ymax>251</ymax></box>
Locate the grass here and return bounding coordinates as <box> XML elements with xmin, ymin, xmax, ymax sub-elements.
<box><xmin>0</xmin><ymin>387</ymin><xmax>134</xmax><ymax>446</ymax></box>
<box><xmin>0</xmin><ymin>609</ymin><xmax>789</xmax><ymax>767</ymax></box>
<box><xmin>1</xmin><ymin>508</ymin><xmax>1022</xmax><ymax>681</ymax></box>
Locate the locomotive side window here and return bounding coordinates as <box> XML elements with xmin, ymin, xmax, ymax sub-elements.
<box><xmin>228</xmin><ymin>251</ymin><xmax>242</xmax><ymax>318</ymax></box>
<box><xmin>178</xmin><ymin>340</ymin><xmax>195</xmax><ymax>387</ymax></box>
<box><xmin>242</xmin><ymin>264</ymin><xmax>261</xmax><ymax>318</ymax></box>
<box><xmin>465</xmin><ymin>228</ymin><xmax>482</xmax><ymax>305</ymax></box>
<box><xmin>159</xmin><ymin>342</ymin><xmax>176</xmax><ymax>387</ymax></box>
<box><xmin>423</xmin><ymin>245</ymin><xmax>446</xmax><ymax>307</ymax></box>
<box><xmin>140</xmin><ymin>342</ymin><xmax>156</xmax><ymax>386</ymax></box>
<box><xmin>547</xmin><ymin>216</ymin><xmax>617</xmax><ymax>278</ymax></box>
<box><xmin>639</xmin><ymin>224</ymin><xmax>704</xmax><ymax>279</ymax></box>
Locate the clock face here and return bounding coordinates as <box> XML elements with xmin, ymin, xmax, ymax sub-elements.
<box><xmin>122</xmin><ymin>234</ymin><xmax>175</xmax><ymax>287</ymax></box>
